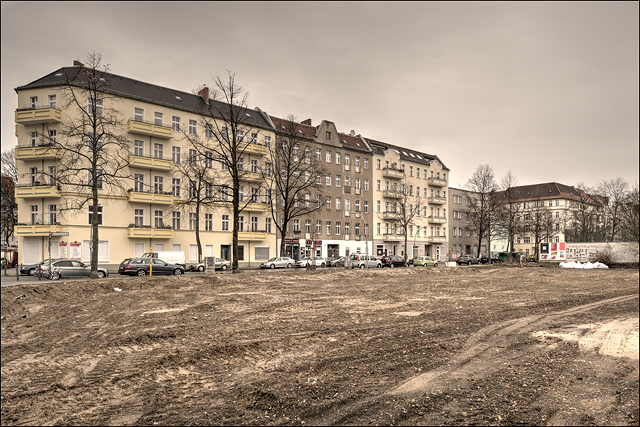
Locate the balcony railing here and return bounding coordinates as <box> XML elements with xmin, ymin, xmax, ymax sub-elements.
<box><xmin>127</xmin><ymin>189</ymin><xmax>174</xmax><ymax>205</ymax></box>
<box><xmin>382</xmin><ymin>190</ymin><xmax>401</xmax><ymax>199</ymax></box>
<box><xmin>239</xmin><ymin>171</ymin><xmax>263</xmax><ymax>182</ymax></box>
<box><xmin>381</xmin><ymin>211</ymin><xmax>399</xmax><ymax>220</ymax></box>
<box><xmin>15</xmin><ymin>184</ymin><xmax>61</xmax><ymax>198</ymax></box>
<box><xmin>127</xmin><ymin>118</ymin><xmax>173</xmax><ymax>139</ymax></box>
<box><xmin>238</xmin><ymin>230</ymin><xmax>268</xmax><ymax>241</ymax></box>
<box><xmin>382</xmin><ymin>233</ymin><xmax>404</xmax><ymax>242</ymax></box>
<box><xmin>428</xmin><ymin>215</ymin><xmax>446</xmax><ymax>224</ymax></box>
<box><xmin>15</xmin><ymin>143</ymin><xmax>62</xmax><ymax>161</ymax></box>
<box><xmin>237</xmin><ymin>141</ymin><xmax>268</xmax><ymax>156</ymax></box>
<box><xmin>128</xmin><ymin>153</ymin><xmax>174</xmax><ymax>171</ymax></box>
<box><xmin>244</xmin><ymin>201</ymin><xmax>268</xmax><ymax>212</ymax></box>
<box><xmin>427</xmin><ymin>196</ymin><xmax>446</xmax><ymax>205</ymax></box>
<box><xmin>428</xmin><ymin>235</ymin><xmax>447</xmax><ymax>243</ymax></box>
<box><xmin>427</xmin><ymin>177</ymin><xmax>447</xmax><ymax>187</ymax></box>
<box><xmin>382</xmin><ymin>167</ymin><xmax>404</xmax><ymax>179</ymax></box>
<box><xmin>15</xmin><ymin>215</ymin><xmax>62</xmax><ymax>236</ymax></box>
<box><xmin>15</xmin><ymin>106</ymin><xmax>62</xmax><ymax>125</ymax></box>
<box><xmin>127</xmin><ymin>225</ymin><xmax>174</xmax><ymax>239</ymax></box>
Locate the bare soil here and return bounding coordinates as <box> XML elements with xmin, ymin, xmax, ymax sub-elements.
<box><xmin>1</xmin><ymin>266</ymin><xmax>638</xmax><ymax>426</ymax></box>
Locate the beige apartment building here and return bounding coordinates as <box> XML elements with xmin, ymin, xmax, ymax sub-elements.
<box><xmin>366</xmin><ymin>139</ymin><xmax>450</xmax><ymax>261</ymax></box>
<box><xmin>268</xmin><ymin>116</ymin><xmax>374</xmax><ymax>260</ymax></box>
<box><xmin>14</xmin><ymin>62</ymin><xmax>277</xmax><ymax>268</ymax></box>
<box><xmin>447</xmin><ymin>187</ymin><xmax>482</xmax><ymax>258</ymax></box>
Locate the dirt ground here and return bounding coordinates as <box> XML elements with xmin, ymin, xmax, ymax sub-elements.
<box><xmin>1</xmin><ymin>266</ymin><xmax>638</xmax><ymax>426</ymax></box>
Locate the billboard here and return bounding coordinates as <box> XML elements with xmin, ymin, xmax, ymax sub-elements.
<box><xmin>539</xmin><ymin>242</ymin><xmax>566</xmax><ymax>261</ymax></box>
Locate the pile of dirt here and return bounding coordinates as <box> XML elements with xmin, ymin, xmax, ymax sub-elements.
<box><xmin>2</xmin><ymin>267</ymin><xmax>638</xmax><ymax>425</ymax></box>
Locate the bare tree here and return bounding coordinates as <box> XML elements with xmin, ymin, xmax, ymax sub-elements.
<box><xmin>597</xmin><ymin>177</ymin><xmax>629</xmax><ymax>242</ymax></box>
<box><xmin>264</xmin><ymin>115</ymin><xmax>325</xmax><ymax>256</ymax></box>
<box><xmin>565</xmin><ymin>184</ymin><xmax>604</xmax><ymax>243</ymax></box>
<box><xmin>524</xmin><ymin>197</ymin><xmax>560</xmax><ymax>257</ymax></box>
<box><xmin>495</xmin><ymin>171</ymin><xmax>523</xmax><ymax>260</ymax></box>
<box><xmin>1</xmin><ymin>148</ymin><xmax>17</xmax><ymax>248</ymax></box>
<box><xmin>465</xmin><ymin>164</ymin><xmax>497</xmax><ymax>258</ymax></box>
<box><xmin>619</xmin><ymin>181</ymin><xmax>639</xmax><ymax>253</ymax></box>
<box><xmin>53</xmin><ymin>53</ymin><xmax>131</xmax><ymax>277</ymax></box>
<box><xmin>186</xmin><ymin>71</ymin><xmax>265</xmax><ymax>272</ymax></box>
<box><xmin>377</xmin><ymin>177</ymin><xmax>423</xmax><ymax>264</ymax></box>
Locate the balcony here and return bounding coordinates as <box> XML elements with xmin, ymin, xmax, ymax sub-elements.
<box><xmin>239</xmin><ymin>171</ymin><xmax>263</xmax><ymax>182</ymax></box>
<box><xmin>427</xmin><ymin>177</ymin><xmax>447</xmax><ymax>187</ymax></box>
<box><xmin>239</xmin><ymin>230</ymin><xmax>268</xmax><ymax>241</ymax></box>
<box><xmin>14</xmin><ymin>215</ymin><xmax>62</xmax><ymax>237</ymax></box>
<box><xmin>343</xmin><ymin>186</ymin><xmax>351</xmax><ymax>194</ymax></box>
<box><xmin>382</xmin><ymin>190</ymin><xmax>401</xmax><ymax>199</ymax></box>
<box><xmin>382</xmin><ymin>167</ymin><xmax>404</xmax><ymax>179</ymax></box>
<box><xmin>428</xmin><ymin>236</ymin><xmax>447</xmax><ymax>244</ymax></box>
<box><xmin>238</xmin><ymin>141</ymin><xmax>268</xmax><ymax>156</ymax></box>
<box><xmin>382</xmin><ymin>233</ymin><xmax>404</xmax><ymax>242</ymax></box>
<box><xmin>427</xmin><ymin>196</ymin><xmax>447</xmax><ymax>205</ymax></box>
<box><xmin>127</xmin><ymin>190</ymin><xmax>173</xmax><ymax>205</ymax></box>
<box><xmin>15</xmin><ymin>106</ymin><xmax>62</xmax><ymax>125</ymax></box>
<box><xmin>127</xmin><ymin>226</ymin><xmax>174</xmax><ymax>239</ymax></box>
<box><xmin>15</xmin><ymin>144</ymin><xmax>62</xmax><ymax>161</ymax></box>
<box><xmin>15</xmin><ymin>184</ymin><xmax>61</xmax><ymax>198</ymax></box>
<box><xmin>381</xmin><ymin>211</ymin><xmax>399</xmax><ymax>221</ymax></box>
<box><xmin>428</xmin><ymin>215</ymin><xmax>446</xmax><ymax>224</ymax></box>
<box><xmin>128</xmin><ymin>154</ymin><xmax>174</xmax><ymax>171</ymax></box>
<box><xmin>244</xmin><ymin>201</ymin><xmax>268</xmax><ymax>212</ymax></box>
<box><xmin>127</xmin><ymin>119</ymin><xmax>173</xmax><ymax>139</ymax></box>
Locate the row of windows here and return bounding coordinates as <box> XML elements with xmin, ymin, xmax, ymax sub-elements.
<box><xmin>375</xmin><ymin>181</ymin><xmax>446</xmax><ymax>197</ymax></box>
<box><xmin>373</xmin><ymin>223</ymin><xmax>445</xmax><ymax>237</ymax></box>
<box><xmin>375</xmin><ymin>158</ymin><xmax>447</xmax><ymax>181</ymax></box>
<box><xmin>291</xmin><ymin>219</ymin><xmax>369</xmax><ymax>237</ymax></box>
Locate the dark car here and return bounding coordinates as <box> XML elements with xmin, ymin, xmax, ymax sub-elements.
<box><xmin>380</xmin><ymin>255</ymin><xmax>406</xmax><ymax>268</ymax></box>
<box><xmin>118</xmin><ymin>257</ymin><xmax>185</xmax><ymax>276</ymax></box>
<box><xmin>40</xmin><ymin>260</ymin><xmax>109</xmax><ymax>279</ymax></box>
<box><xmin>21</xmin><ymin>259</ymin><xmax>58</xmax><ymax>276</ymax></box>
<box><xmin>327</xmin><ymin>256</ymin><xmax>347</xmax><ymax>267</ymax></box>
<box><xmin>456</xmin><ymin>255</ymin><xmax>479</xmax><ymax>265</ymax></box>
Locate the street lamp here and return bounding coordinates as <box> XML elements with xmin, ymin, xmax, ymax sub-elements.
<box><xmin>355</xmin><ymin>212</ymin><xmax>368</xmax><ymax>268</ymax></box>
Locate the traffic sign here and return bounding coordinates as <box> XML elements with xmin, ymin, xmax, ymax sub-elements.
<box><xmin>50</xmin><ymin>232</ymin><xmax>69</xmax><ymax>237</ymax></box>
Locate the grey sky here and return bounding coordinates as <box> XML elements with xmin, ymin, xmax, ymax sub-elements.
<box><xmin>2</xmin><ymin>2</ymin><xmax>638</xmax><ymax>189</ymax></box>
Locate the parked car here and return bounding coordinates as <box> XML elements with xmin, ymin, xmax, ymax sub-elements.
<box><xmin>21</xmin><ymin>259</ymin><xmax>59</xmax><ymax>276</ymax></box>
<box><xmin>143</xmin><ymin>251</ymin><xmax>186</xmax><ymax>268</ymax></box>
<box><xmin>260</xmin><ymin>257</ymin><xmax>294</xmax><ymax>269</ymax></box>
<box><xmin>296</xmin><ymin>257</ymin><xmax>327</xmax><ymax>268</ymax></box>
<box><xmin>189</xmin><ymin>258</ymin><xmax>231</xmax><ymax>272</ymax></box>
<box><xmin>479</xmin><ymin>255</ymin><xmax>491</xmax><ymax>264</ymax></box>
<box><xmin>527</xmin><ymin>255</ymin><xmax>538</xmax><ymax>262</ymax></box>
<box><xmin>380</xmin><ymin>255</ymin><xmax>406</xmax><ymax>268</ymax></box>
<box><xmin>456</xmin><ymin>255</ymin><xmax>479</xmax><ymax>265</ymax></box>
<box><xmin>118</xmin><ymin>257</ymin><xmax>185</xmax><ymax>276</ymax></box>
<box><xmin>349</xmin><ymin>253</ymin><xmax>382</xmax><ymax>269</ymax></box>
<box><xmin>413</xmin><ymin>256</ymin><xmax>438</xmax><ymax>267</ymax></box>
<box><xmin>327</xmin><ymin>256</ymin><xmax>347</xmax><ymax>267</ymax></box>
<box><xmin>40</xmin><ymin>260</ymin><xmax>109</xmax><ymax>279</ymax></box>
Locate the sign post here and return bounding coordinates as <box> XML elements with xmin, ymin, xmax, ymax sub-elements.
<box><xmin>149</xmin><ymin>247</ymin><xmax>153</xmax><ymax>276</ymax></box>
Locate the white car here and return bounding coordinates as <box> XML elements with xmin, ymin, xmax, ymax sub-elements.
<box><xmin>295</xmin><ymin>257</ymin><xmax>327</xmax><ymax>268</ymax></box>
<box><xmin>260</xmin><ymin>257</ymin><xmax>294</xmax><ymax>269</ymax></box>
<box><xmin>349</xmin><ymin>253</ymin><xmax>382</xmax><ymax>269</ymax></box>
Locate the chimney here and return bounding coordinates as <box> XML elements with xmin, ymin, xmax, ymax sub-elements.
<box><xmin>73</xmin><ymin>60</ymin><xmax>84</xmax><ymax>67</ymax></box>
<box><xmin>198</xmin><ymin>86</ymin><xmax>209</xmax><ymax>104</ymax></box>
<box><xmin>301</xmin><ymin>118</ymin><xmax>312</xmax><ymax>126</ymax></box>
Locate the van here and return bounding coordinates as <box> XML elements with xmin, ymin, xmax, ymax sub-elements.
<box><xmin>142</xmin><ymin>251</ymin><xmax>186</xmax><ymax>268</ymax></box>
<box><xmin>349</xmin><ymin>253</ymin><xmax>382</xmax><ymax>269</ymax></box>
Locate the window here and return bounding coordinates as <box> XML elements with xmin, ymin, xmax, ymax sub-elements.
<box><xmin>134</xmin><ymin>209</ymin><xmax>144</xmax><ymax>227</ymax></box>
<box><xmin>326</xmin><ymin>174</ymin><xmax>331</xmax><ymax>186</ymax></box>
<box><xmin>336</xmin><ymin>197</ymin><xmax>341</xmax><ymax>210</ymax></box>
<box><xmin>154</xmin><ymin>210</ymin><xmax>164</xmax><ymax>228</ymax></box>
<box><xmin>336</xmin><ymin>152</ymin><xmax>341</xmax><ymax>164</ymax></box>
<box><xmin>154</xmin><ymin>176</ymin><xmax>163</xmax><ymax>193</ymax></box>
<box><xmin>30</xmin><ymin>205</ymin><xmax>38</xmax><ymax>224</ymax></box>
<box><xmin>189</xmin><ymin>119</ymin><xmax>197</xmax><ymax>135</ymax></box>
<box><xmin>47</xmin><ymin>165</ymin><xmax>56</xmax><ymax>185</ymax></box>
<box><xmin>326</xmin><ymin>150</ymin><xmax>331</xmax><ymax>163</ymax></box>
<box><xmin>266</xmin><ymin>217</ymin><xmax>272</xmax><ymax>233</ymax></box>
<box><xmin>188</xmin><ymin>149</ymin><xmax>197</xmax><ymax>166</ymax></box>
<box><xmin>205</xmin><ymin>123</ymin><xmax>214</xmax><ymax>138</ymax></box>
<box><xmin>88</xmin><ymin>169</ymin><xmax>103</xmax><ymax>190</ymax></box>
<box><xmin>172</xmin><ymin>211</ymin><xmax>181</xmax><ymax>230</ymax></box>
<box><xmin>172</xmin><ymin>178</ymin><xmax>181</xmax><ymax>197</ymax></box>
<box><xmin>316</xmin><ymin>220</ymin><xmax>322</xmax><ymax>235</ymax></box>
<box><xmin>169</xmin><ymin>146</ymin><xmax>180</xmax><ymax>164</ymax></box>
<box><xmin>252</xmin><ymin>187</ymin><xmax>260</xmax><ymax>203</ymax></box>
<box><xmin>251</xmin><ymin>216</ymin><xmax>259</xmax><ymax>232</ymax></box>
<box><xmin>30</xmin><ymin>96</ymin><xmax>38</xmax><ymax>108</ymax></box>
<box><xmin>264</xmin><ymin>135</ymin><xmax>272</xmax><ymax>148</ymax></box>
<box><xmin>134</xmin><ymin>107</ymin><xmax>144</xmax><ymax>122</ymax></box>
<box><xmin>345</xmin><ymin>222</ymin><xmax>350</xmax><ymax>236</ymax></box>
<box><xmin>409</xmin><ymin>166</ymin><xmax>413</xmax><ymax>177</ymax></box>
<box><xmin>132</xmin><ymin>140</ymin><xmax>144</xmax><ymax>156</ymax></box>
<box><xmin>188</xmin><ymin>180</ymin><xmax>197</xmax><ymax>198</ymax></box>
<box><xmin>48</xmin><ymin>94</ymin><xmax>56</xmax><ymax>108</ymax></box>
<box><xmin>336</xmin><ymin>175</ymin><xmax>341</xmax><ymax>187</ymax></box>
<box><xmin>222</xmin><ymin>214</ymin><xmax>229</xmax><ymax>231</ymax></box>
<box><xmin>345</xmin><ymin>176</ymin><xmax>351</xmax><ymax>187</ymax></box>
<box><xmin>364</xmin><ymin>201</ymin><xmax>369</xmax><ymax>214</ymax></box>
<box><xmin>345</xmin><ymin>154</ymin><xmax>350</xmax><ymax>170</ymax></box>
<box><xmin>336</xmin><ymin>222</ymin><xmax>341</xmax><ymax>235</ymax></box>
<box><xmin>189</xmin><ymin>212</ymin><xmax>197</xmax><ymax>230</ymax></box>
<box><xmin>88</xmin><ymin>97</ymin><xmax>104</xmax><ymax>117</ymax></box>
<box><xmin>237</xmin><ymin>130</ymin><xmax>245</xmax><ymax>142</ymax></box>
<box><xmin>326</xmin><ymin>221</ymin><xmax>331</xmax><ymax>235</ymax></box>
<box><xmin>29</xmin><ymin>131</ymin><xmax>38</xmax><ymax>147</ymax></box>
<box><xmin>134</xmin><ymin>173</ymin><xmax>145</xmax><ymax>192</ymax></box>
<box><xmin>453</xmin><ymin>195</ymin><xmax>462</xmax><ymax>204</ymax></box>
<box><xmin>154</xmin><ymin>112</ymin><xmax>163</xmax><ymax>126</ymax></box>
<box><xmin>48</xmin><ymin>204</ymin><xmax>57</xmax><ymax>225</ymax></box>
<box><xmin>376</xmin><ymin>159</ymin><xmax>381</xmax><ymax>170</ymax></box>
<box><xmin>251</xmin><ymin>159</ymin><xmax>259</xmax><ymax>173</ymax></box>
<box><xmin>172</xmin><ymin>116</ymin><xmax>181</xmax><ymax>132</ymax></box>
<box><xmin>305</xmin><ymin>219</ymin><xmax>311</xmax><ymax>234</ymax></box>
<box><xmin>376</xmin><ymin>200</ymin><xmax>381</xmax><ymax>213</ymax></box>
<box><xmin>293</xmin><ymin>219</ymin><xmax>300</xmax><ymax>232</ymax></box>
<box><xmin>355</xmin><ymin>157</ymin><xmax>360</xmax><ymax>172</ymax></box>
<box><xmin>317</xmin><ymin>195</ymin><xmax>321</xmax><ymax>208</ymax></box>
<box><xmin>345</xmin><ymin>198</ymin><xmax>351</xmax><ymax>212</ymax></box>
<box><xmin>326</xmin><ymin>196</ymin><xmax>331</xmax><ymax>210</ymax></box>
<box><xmin>316</xmin><ymin>172</ymin><xmax>321</xmax><ymax>184</ymax></box>
<box><xmin>239</xmin><ymin>185</ymin><xmax>245</xmax><ymax>202</ymax></box>
<box><xmin>364</xmin><ymin>180</ymin><xmax>369</xmax><ymax>191</ymax></box>
<box><xmin>86</xmin><ymin>132</ymin><xmax>105</xmax><ymax>151</ymax></box>
<box><xmin>154</xmin><ymin>143</ymin><xmax>163</xmax><ymax>159</ymax></box>
<box><xmin>364</xmin><ymin>158</ymin><xmax>368</xmax><ymax>169</ymax></box>
<box><xmin>205</xmin><ymin>213</ymin><xmax>213</xmax><ymax>231</ymax></box>
<box><xmin>304</xmin><ymin>147</ymin><xmax>310</xmax><ymax>164</ymax></box>
<box><xmin>355</xmin><ymin>199</ymin><xmax>361</xmax><ymax>212</ymax></box>
<box><xmin>89</xmin><ymin>205</ymin><xmax>103</xmax><ymax>225</ymax></box>
<box><xmin>326</xmin><ymin>131</ymin><xmax>331</xmax><ymax>139</ymax></box>
<box><xmin>356</xmin><ymin>223</ymin><xmax>361</xmax><ymax>236</ymax></box>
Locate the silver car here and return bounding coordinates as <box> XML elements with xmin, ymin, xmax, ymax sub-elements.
<box><xmin>40</xmin><ymin>260</ymin><xmax>109</xmax><ymax>279</ymax></box>
<box><xmin>295</xmin><ymin>257</ymin><xmax>327</xmax><ymax>268</ymax></box>
<box><xmin>260</xmin><ymin>257</ymin><xmax>294</xmax><ymax>269</ymax></box>
<box><xmin>189</xmin><ymin>258</ymin><xmax>231</xmax><ymax>272</ymax></box>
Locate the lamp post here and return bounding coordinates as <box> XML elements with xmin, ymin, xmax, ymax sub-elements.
<box><xmin>356</xmin><ymin>212</ymin><xmax>368</xmax><ymax>268</ymax></box>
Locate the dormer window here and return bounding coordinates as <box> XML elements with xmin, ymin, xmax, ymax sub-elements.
<box><xmin>326</xmin><ymin>131</ymin><xmax>331</xmax><ymax>139</ymax></box>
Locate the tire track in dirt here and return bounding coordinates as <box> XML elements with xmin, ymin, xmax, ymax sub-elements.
<box><xmin>309</xmin><ymin>293</ymin><xmax>638</xmax><ymax>425</ymax></box>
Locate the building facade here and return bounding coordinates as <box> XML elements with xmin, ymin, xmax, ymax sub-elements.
<box><xmin>447</xmin><ymin>187</ymin><xmax>482</xmax><ymax>258</ymax></box>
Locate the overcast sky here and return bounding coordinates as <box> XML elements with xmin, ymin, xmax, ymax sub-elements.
<box><xmin>2</xmin><ymin>2</ymin><xmax>638</xmax><ymax>189</ymax></box>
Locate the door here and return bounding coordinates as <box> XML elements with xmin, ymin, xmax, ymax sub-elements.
<box><xmin>152</xmin><ymin>258</ymin><xmax>171</xmax><ymax>275</ymax></box>
<box><xmin>221</xmin><ymin>245</ymin><xmax>230</xmax><ymax>261</ymax></box>
<box><xmin>71</xmin><ymin>260</ymin><xmax>90</xmax><ymax>277</ymax></box>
